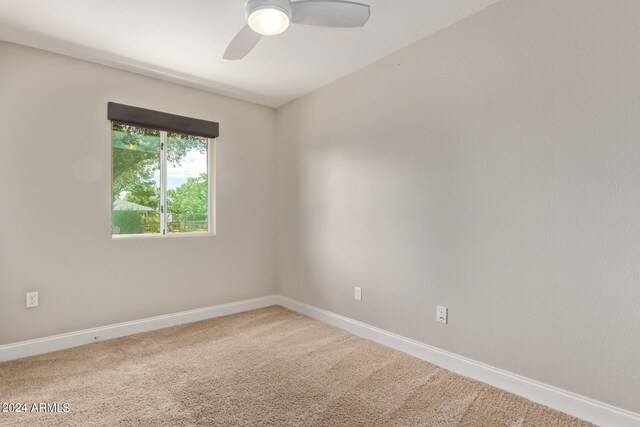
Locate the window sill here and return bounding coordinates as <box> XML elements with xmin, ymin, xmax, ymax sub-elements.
<box><xmin>111</xmin><ymin>232</ymin><xmax>214</xmax><ymax>240</ymax></box>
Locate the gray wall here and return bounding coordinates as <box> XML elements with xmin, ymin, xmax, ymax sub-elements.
<box><xmin>0</xmin><ymin>42</ymin><xmax>277</xmax><ymax>344</ymax></box>
<box><xmin>276</xmin><ymin>0</ymin><xmax>640</xmax><ymax>413</ymax></box>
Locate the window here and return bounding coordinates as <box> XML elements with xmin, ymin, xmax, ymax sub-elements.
<box><xmin>109</xmin><ymin>103</ymin><xmax>218</xmax><ymax>238</ymax></box>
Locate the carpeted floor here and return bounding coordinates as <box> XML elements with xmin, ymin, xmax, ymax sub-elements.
<box><xmin>0</xmin><ymin>306</ymin><xmax>592</xmax><ymax>426</ymax></box>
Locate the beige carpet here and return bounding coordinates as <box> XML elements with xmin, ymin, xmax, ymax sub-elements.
<box><xmin>0</xmin><ymin>306</ymin><xmax>592</xmax><ymax>426</ymax></box>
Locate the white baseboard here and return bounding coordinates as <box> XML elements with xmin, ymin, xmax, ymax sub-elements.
<box><xmin>2</xmin><ymin>294</ymin><xmax>638</xmax><ymax>426</ymax></box>
<box><xmin>274</xmin><ymin>295</ymin><xmax>640</xmax><ymax>427</ymax></box>
<box><xmin>0</xmin><ymin>295</ymin><xmax>278</xmax><ymax>363</ymax></box>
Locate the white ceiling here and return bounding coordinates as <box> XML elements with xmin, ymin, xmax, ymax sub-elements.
<box><xmin>0</xmin><ymin>0</ymin><xmax>500</xmax><ymax>107</ymax></box>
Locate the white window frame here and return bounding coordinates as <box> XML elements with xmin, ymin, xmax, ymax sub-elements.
<box><xmin>111</xmin><ymin>129</ymin><xmax>216</xmax><ymax>240</ymax></box>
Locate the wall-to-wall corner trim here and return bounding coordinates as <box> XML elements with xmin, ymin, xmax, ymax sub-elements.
<box><xmin>0</xmin><ymin>295</ymin><xmax>279</xmax><ymax>363</ymax></box>
<box><xmin>274</xmin><ymin>295</ymin><xmax>640</xmax><ymax>427</ymax></box>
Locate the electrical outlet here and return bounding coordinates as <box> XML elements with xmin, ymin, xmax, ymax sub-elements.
<box><xmin>354</xmin><ymin>286</ymin><xmax>362</xmax><ymax>301</ymax></box>
<box><xmin>26</xmin><ymin>291</ymin><xmax>38</xmax><ymax>308</ymax></box>
<box><xmin>436</xmin><ymin>305</ymin><xmax>448</xmax><ymax>324</ymax></box>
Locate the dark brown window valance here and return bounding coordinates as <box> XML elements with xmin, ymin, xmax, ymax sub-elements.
<box><xmin>108</xmin><ymin>102</ymin><xmax>219</xmax><ymax>139</ymax></box>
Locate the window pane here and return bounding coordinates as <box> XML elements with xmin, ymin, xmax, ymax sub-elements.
<box><xmin>111</xmin><ymin>124</ymin><xmax>161</xmax><ymax>235</ymax></box>
<box><xmin>166</xmin><ymin>132</ymin><xmax>208</xmax><ymax>233</ymax></box>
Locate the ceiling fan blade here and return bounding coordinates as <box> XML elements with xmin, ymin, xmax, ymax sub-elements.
<box><xmin>223</xmin><ymin>25</ymin><xmax>262</xmax><ymax>60</ymax></box>
<box><xmin>291</xmin><ymin>0</ymin><xmax>370</xmax><ymax>28</ymax></box>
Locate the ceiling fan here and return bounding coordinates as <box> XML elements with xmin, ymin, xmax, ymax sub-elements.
<box><xmin>223</xmin><ymin>0</ymin><xmax>371</xmax><ymax>60</ymax></box>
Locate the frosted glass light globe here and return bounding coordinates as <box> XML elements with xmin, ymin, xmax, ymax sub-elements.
<box><xmin>248</xmin><ymin>7</ymin><xmax>290</xmax><ymax>35</ymax></box>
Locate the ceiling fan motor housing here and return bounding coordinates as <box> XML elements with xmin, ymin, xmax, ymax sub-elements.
<box><xmin>246</xmin><ymin>0</ymin><xmax>292</xmax><ymax>21</ymax></box>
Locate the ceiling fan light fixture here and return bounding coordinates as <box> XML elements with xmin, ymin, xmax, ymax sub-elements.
<box><xmin>248</xmin><ymin>8</ymin><xmax>290</xmax><ymax>35</ymax></box>
<box><xmin>225</xmin><ymin>0</ymin><xmax>371</xmax><ymax>60</ymax></box>
<box><xmin>246</xmin><ymin>0</ymin><xmax>292</xmax><ymax>36</ymax></box>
